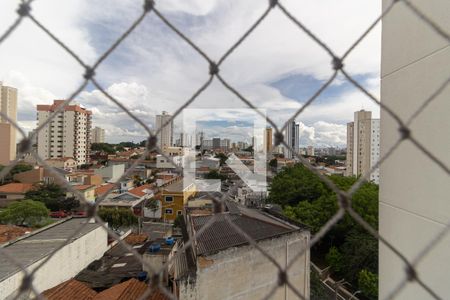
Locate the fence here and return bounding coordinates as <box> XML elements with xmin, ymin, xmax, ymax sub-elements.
<box><xmin>0</xmin><ymin>0</ymin><xmax>449</xmax><ymax>299</ymax></box>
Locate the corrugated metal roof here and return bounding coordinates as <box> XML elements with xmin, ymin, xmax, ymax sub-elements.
<box><xmin>0</xmin><ymin>218</ymin><xmax>101</xmax><ymax>281</ymax></box>
<box><xmin>191</xmin><ymin>209</ymin><xmax>297</xmax><ymax>255</ymax></box>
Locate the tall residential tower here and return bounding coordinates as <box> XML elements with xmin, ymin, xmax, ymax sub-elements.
<box><xmin>37</xmin><ymin>100</ymin><xmax>92</xmax><ymax>165</ymax></box>
<box><xmin>345</xmin><ymin>110</ymin><xmax>380</xmax><ymax>183</ymax></box>
<box><xmin>284</xmin><ymin>120</ymin><xmax>299</xmax><ymax>159</ymax></box>
<box><xmin>0</xmin><ymin>82</ymin><xmax>18</xmax><ymax>165</ymax></box>
<box><xmin>155</xmin><ymin>111</ymin><xmax>173</xmax><ymax>150</ymax></box>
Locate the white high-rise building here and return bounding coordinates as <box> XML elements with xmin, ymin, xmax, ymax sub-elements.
<box><xmin>284</xmin><ymin>120</ymin><xmax>299</xmax><ymax>159</ymax></box>
<box><xmin>37</xmin><ymin>100</ymin><xmax>92</xmax><ymax>165</ymax></box>
<box><xmin>0</xmin><ymin>82</ymin><xmax>17</xmax><ymax>165</ymax></box>
<box><xmin>369</xmin><ymin>119</ymin><xmax>380</xmax><ymax>183</ymax></box>
<box><xmin>345</xmin><ymin>110</ymin><xmax>380</xmax><ymax>184</ymax></box>
<box><xmin>91</xmin><ymin>126</ymin><xmax>105</xmax><ymax>144</ymax></box>
<box><xmin>155</xmin><ymin>111</ymin><xmax>173</xmax><ymax>150</ymax></box>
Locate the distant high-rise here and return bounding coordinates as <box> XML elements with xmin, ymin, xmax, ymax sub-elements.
<box><xmin>91</xmin><ymin>126</ymin><xmax>105</xmax><ymax>144</ymax></box>
<box><xmin>345</xmin><ymin>110</ymin><xmax>380</xmax><ymax>183</ymax></box>
<box><xmin>0</xmin><ymin>82</ymin><xmax>18</xmax><ymax>165</ymax></box>
<box><xmin>220</xmin><ymin>138</ymin><xmax>231</xmax><ymax>151</ymax></box>
<box><xmin>306</xmin><ymin>146</ymin><xmax>315</xmax><ymax>156</ymax></box>
<box><xmin>284</xmin><ymin>120</ymin><xmax>299</xmax><ymax>159</ymax></box>
<box><xmin>212</xmin><ymin>138</ymin><xmax>221</xmax><ymax>150</ymax></box>
<box><xmin>155</xmin><ymin>111</ymin><xmax>173</xmax><ymax>150</ymax></box>
<box><xmin>37</xmin><ymin>100</ymin><xmax>92</xmax><ymax>165</ymax></box>
<box><xmin>264</xmin><ymin>127</ymin><xmax>273</xmax><ymax>154</ymax></box>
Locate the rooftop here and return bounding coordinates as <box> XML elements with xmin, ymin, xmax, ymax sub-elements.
<box><xmin>0</xmin><ymin>183</ymin><xmax>34</xmax><ymax>194</ymax></box>
<box><xmin>0</xmin><ymin>218</ymin><xmax>101</xmax><ymax>282</ymax></box>
<box><xmin>128</xmin><ymin>184</ymin><xmax>154</xmax><ymax>197</ymax></box>
<box><xmin>189</xmin><ymin>201</ymin><xmax>304</xmax><ymax>256</ymax></box>
<box><xmin>162</xmin><ymin>180</ymin><xmax>193</xmax><ymax>193</ymax></box>
<box><xmin>73</xmin><ymin>184</ymin><xmax>96</xmax><ymax>191</ymax></box>
<box><xmin>42</xmin><ymin>278</ymin><xmax>168</xmax><ymax>300</ymax></box>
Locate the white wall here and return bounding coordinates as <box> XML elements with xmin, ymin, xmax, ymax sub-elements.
<box><xmin>380</xmin><ymin>0</ymin><xmax>450</xmax><ymax>298</ymax></box>
<box><xmin>179</xmin><ymin>231</ymin><xmax>310</xmax><ymax>300</ymax></box>
<box><xmin>1</xmin><ymin>225</ymin><xmax>108</xmax><ymax>299</ymax></box>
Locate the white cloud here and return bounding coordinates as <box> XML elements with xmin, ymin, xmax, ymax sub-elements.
<box><xmin>0</xmin><ymin>0</ymin><xmax>382</xmax><ymax>146</ymax></box>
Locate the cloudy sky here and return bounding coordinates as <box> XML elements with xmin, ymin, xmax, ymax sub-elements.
<box><xmin>0</xmin><ymin>0</ymin><xmax>381</xmax><ymax>147</ymax></box>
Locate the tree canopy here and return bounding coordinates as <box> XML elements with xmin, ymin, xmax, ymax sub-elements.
<box><xmin>0</xmin><ymin>200</ymin><xmax>50</xmax><ymax>227</ymax></box>
<box><xmin>25</xmin><ymin>183</ymin><xmax>79</xmax><ymax>211</ymax></box>
<box><xmin>0</xmin><ymin>163</ymin><xmax>33</xmax><ymax>183</ymax></box>
<box><xmin>98</xmin><ymin>208</ymin><xmax>138</xmax><ymax>230</ymax></box>
<box><xmin>269</xmin><ymin>163</ymin><xmax>379</xmax><ymax>298</ymax></box>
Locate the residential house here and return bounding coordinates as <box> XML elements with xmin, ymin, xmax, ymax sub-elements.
<box><xmin>172</xmin><ymin>202</ymin><xmax>310</xmax><ymax>299</ymax></box>
<box><xmin>45</xmin><ymin>157</ymin><xmax>78</xmax><ymax>170</ymax></box>
<box><xmin>94</xmin><ymin>164</ymin><xmax>125</xmax><ymax>182</ymax></box>
<box><xmin>161</xmin><ymin>180</ymin><xmax>196</xmax><ymax>222</ymax></box>
<box><xmin>98</xmin><ymin>188</ymin><xmax>151</xmax><ymax>216</ymax></box>
<box><xmin>0</xmin><ymin>218</ymin><xmax>109</xmax><ymax>299</ymax></box>
<box><xmin>66</xmin><ymin>185</ymin><xmax>96</xmax><ymax>203</ymax></box>
<box><xmin>0</xmin><ymin>183</ymin><xmax>34</xmax><ymax>207</ymax></box>
<box><xmin>95</xmin><ymin>183</ymin><xmax>118</xmax><ymax>200</ymax></box>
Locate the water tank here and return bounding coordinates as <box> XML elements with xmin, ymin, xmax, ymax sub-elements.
<box><xmin>165</xmin><ymin>237</ymin><xmax>175</xmax><ymax>246</ymax></box>
<box><xmin>137</xmin><ymin>271</ymin><xmax>147</xmax><ymax>281</ymax></box>
<box><xmin>148</xmin><ymin>243</ymin><xmax>161</xmax><ymax>252</ymax></box>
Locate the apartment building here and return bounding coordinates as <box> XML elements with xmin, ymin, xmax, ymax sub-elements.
<box><xmin>155</xmin><ymin>111</ymin><xmax>173</xmax><ymax>149</ymax></box>
<box><xmin>91</xmin><ymin>126</ymin><xmax>105</xmax><ymax>144</ymax></box>
<box><xmin>345</xmin><ymin>110</ymin><xmax>380</xmax><ymax>183</ymax></box>
<box><xmin>37</xmin><ymin>100</ymin><xmax>92</xmax><ymax>165</ymax></box>
<box><xmin>283</xmin><ymin>120</ymin><xmax>299</xmax><ymax>159</ymax></box>
<box><xmin>264</xmin><ymin>127</ymin><xmax>272</xmax><ymax>154</ymax></box>
<box><xmin>0</xmin><ymin>82</ymin><xmax>18</xmax><ymax>166</ymax></box>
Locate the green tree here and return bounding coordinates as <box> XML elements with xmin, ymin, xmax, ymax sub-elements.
<box><xmin>268</xmin><ymin>164</ymin><xmax>326</xmax><ymax>206</ymax></box>
<box><xmin>326</xmin><ymin>246</ymin><xmax>343</xmax><ymax>274</ymax></box>
<box><xmin>173</xmin><ymin>214</ymin><xmax>184</xmax><ymax>228</ymax></box>
<box><xmin>358</xmin><ymin>269</ymin><xmax>378</xmax><ymax>300</ymax></box>
<box><xmin>214</xmin><ymin>153</ymin><xmax>228</xmax><ymax>166</ymax></box>
<box><xmin>0</xmin><ymin>163</ymin><xmax>33</xmax><ymax>183</ymax></box>
<box><xmin>268</xmin><ymin>158</ymin><xmax>277</xmax><ymax>168</ymax></box>
<box><xmin>91</xmin><ymin>143</ymin><xmax>116</xmax><ymax>154</ymax></box>
<box><xmin>25</xmin><ymin>183</ymin><xmax>68</xmax><ymax>211</ymax></box>
<box><xmin>98</xmin><ymin>208</ymin><xmax>138</xmax><ymax>230</ymax></box>
<box><xmin>0</xmin><ymin>200</ymin><xmax>50</xmax><ymax>227</ymax></box>
<box><xmin>204</xmin><ymin>170</ymin><xmax>227</xmax><ymax>181</ymax></box>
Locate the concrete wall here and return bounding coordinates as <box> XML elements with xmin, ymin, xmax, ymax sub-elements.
<box><xmin>179</xmin><ymin>231</ymin><xmax>310</xmax><ymax>300</ymax></box>
<box><xmin>380</xmin><ymin>0</ymin><xmax>450</xmax><ymax>298</ymax></box>
<box><xmin>1</xmin><ymin>224</ymin><xmax>108</xmax><ymax>299</ymax></box>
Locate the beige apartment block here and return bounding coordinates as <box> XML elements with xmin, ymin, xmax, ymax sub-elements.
<box><xmin>0</xmin><ymin>82</ymin><xmax>18</xmax><ymax>166</ymax></box>
<box><xmin>380</xmin><ymin>0</ymin><xmax>450</xmax><ymax>298</ymax></box>
<box><xmin>91</xmin><ymin>126</ymin><xmax>105</xmax><ymax>144</ymax></box>
<box><xmin>37</xmin><ymin>100</ymin><xmax>92</xmax><ymax>165</ymax></box>
<box><xmin>155</xmin><ymin>111</ymin><xmax>173</xmax><ymax>149</ymax></box>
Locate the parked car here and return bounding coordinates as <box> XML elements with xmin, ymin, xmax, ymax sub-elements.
<box><xmin>72</xmin><ymin>210</ymin><xmax>87</xmax><ymax>217</ymax></box>
<box><xmin>49</xmin><ymin>210</ymin><xmax>68</xmax><ymax>218</ymax></box>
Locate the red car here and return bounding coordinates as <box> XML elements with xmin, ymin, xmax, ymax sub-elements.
<box><xmin>49</xmin><ymin>211</ymin><xmax>68</xmax><ymax>218</ymax></box>
<box><xmin>72</xmin><ymin>210</ymin><xmax>87</xmax><ymax>218</ymax></box>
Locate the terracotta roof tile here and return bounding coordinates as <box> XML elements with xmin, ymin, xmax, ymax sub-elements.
<box><xmin>128</xmin><ymin>184</ymin><xmax>153</xmax><ymax>197</ymax></box>
<box><xmin>95</xmin><ymin>183</ymin><xmax>116</xmax><ymax>197</ymax></box>
<box><xmin>0</xmin><ymin>183</ymin><xmax>34</xmax><ymax>194</ymax></box>
<box><xmin>73</xmin><ymin>184</ymin><xmax>95</xmax><ymax>191</ymax></box>
<box><xmin>43</xmin><ymin>279</ymin><xmax>97</xmax><ymax>300</ymax></box>
<box><xmin>95</xmin><ymin>279</ymin><xmax>169</xmax><ymax>300</ymax></box>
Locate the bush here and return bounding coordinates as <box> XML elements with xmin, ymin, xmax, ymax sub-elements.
<box><xmin>98</xmin><ymin>208</ymin><xmax>138</xmax><ymax>230</ymax></box>
<box><xmin>358</xmin><ymin>269</ymin><xmax>378</xmax><ymax>299</ymax></box>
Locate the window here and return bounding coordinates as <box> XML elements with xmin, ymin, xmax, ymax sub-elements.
<box><xmin>165</xmin><ymin>208</ymin><xmax>173</xmax><ymax>215</ymax></box>
<box><xmin>177</xmin><ymin>210</ymin><xmax>182</xmax><ymax>216</ymax></box>
<box><xmin>165</xmin><ymin>196</ymin><xmax>173</xmax><ymax>202</ymax></box>
<box><xmin>0</xmin><ymin>195</ymin><xmax>6</xmax><ymax>199</ymax></box>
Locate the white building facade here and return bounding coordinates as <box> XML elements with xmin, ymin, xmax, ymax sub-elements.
<box><xmin>91</xmin><ymin>126</ymin><xmax>105</xmax><ymax>144</ymax></box>
<box><xmin>37</xmin><ymin>100</ymin><xmax>92</xmax><ymax>165</ymax></box>
<box><xmin>156</xmin><ymin>111</ymin><xmax>173</xmax><ymax>149</ymax></box>
<box><xmin>380</xmin><ymin>0</ymin><xmax>450</xmax><ymax>298</ymax></box>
